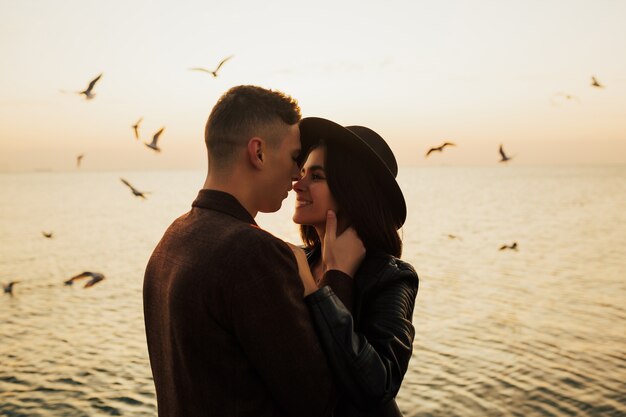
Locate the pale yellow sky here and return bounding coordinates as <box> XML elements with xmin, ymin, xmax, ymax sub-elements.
<box><xmin>1</xmin><ymin>0</ymin><xmax>625</xmax><ymax>172</ymax></box>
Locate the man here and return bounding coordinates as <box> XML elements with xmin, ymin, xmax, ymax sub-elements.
<box><xmin>143</xmin><ymin>85</ymin><xmax>364</xmax><ymax>416</ymax></box>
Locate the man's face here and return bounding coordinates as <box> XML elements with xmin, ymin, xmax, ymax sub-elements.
<box><xmin>258</xmin><ymin>123</ymin><xmax>301</xmax><ymax>213</ymax></box>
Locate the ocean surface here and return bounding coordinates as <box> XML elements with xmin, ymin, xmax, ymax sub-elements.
<box><xmin>1</xmin><ymin>166</ymin><xmax>625</xmax><ymax>416</ymax></box>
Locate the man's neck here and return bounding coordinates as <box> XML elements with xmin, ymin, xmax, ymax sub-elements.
<box><xmin>203</xmin><ymin>173</ymin><xmax>258</xmax><ymax>219</ymax></box>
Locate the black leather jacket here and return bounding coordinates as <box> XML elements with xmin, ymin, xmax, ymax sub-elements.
<box><xmin>305</xmin><ymin>247</ymin><xmax>419</xmax><ymax>417</ymax></box>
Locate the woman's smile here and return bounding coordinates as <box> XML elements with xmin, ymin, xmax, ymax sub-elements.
<box><xmin>296</xmin><ymin>198</ymin><xmax>312</xmax><ymax>208</ymax></box>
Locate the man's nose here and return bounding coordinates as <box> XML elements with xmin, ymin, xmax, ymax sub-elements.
<box><xmin>291</xmin><ymin>166</ymin><xmax>302</xmax><ymax>182</ymax></box>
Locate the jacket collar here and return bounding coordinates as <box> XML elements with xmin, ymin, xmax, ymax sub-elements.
<box><xmin>305</xmin><ymin>245</ymin><xmax>321</xmax><ymax>264</ymax></box>
<box><xmin>192</xmin><ymin>189</ymin><xmax>257</xmax><ymax>225</ymax></box>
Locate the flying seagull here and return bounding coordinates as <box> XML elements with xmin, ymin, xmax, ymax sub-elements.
<box><xmin>76</xmin><ymin>153</ymin><xmax>84</xmax><ymax>168</ymax></box>
<box><xmin>426</xmin><ymin>142</ymin><xmax>456</xmax><ymax>157</ymax></box>
<box><xmin>189</xmin><ymin>55</ymin><xmax>234</xmax><ymax>78</ymax></box>
<box><xmin>64</xmin><ymin>271</ymin><xmax>105</xmax><ymax>288</ymax></box>
<box><xmin>3</xmin><ymin>281</ymin><xmax>19</xmax><ymax>294</ymax></box>
<box><xmin>551</xmin><ymin>92</ymin><xmax>580</xmax><ymax>106</ymax></box>
<box><xmin>78</xmin><ymin>73</ymin><xmax>103</xmax><ymax>100</ymax></box>
<box><xmin>591</xmin><ymin>76</ymin><xmax>604</xmax><ymax>88</ymax></box>
<box><xmin>499</xmin><ymin>242</ymin><xmax>518</xmax><ymax>251</ymax></box>
<box><xmin>42</xmin><ymin>231</ymin><xmax>54</xmax><ymax>239</ymax></box>
<box><xmin>132</xmin><ymin>117</ymin><xmax>143</xmax><ymax>140</ymax></box>
<box><xmin>120</xmin><ymin>178</ymin><xmax>150</xmax><ymax>199</ymax></box>
<box><xmin>499</xmin><ymin>144</ymin><xmax>513</xmax><ymax>163</ymax></box>
<box><xmin>144</xmin><ymin>127</ymin><xmax>165</xmax><ymax>152</ymax></box>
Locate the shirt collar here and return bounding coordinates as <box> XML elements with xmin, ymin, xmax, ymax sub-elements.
<box><xmin>191</xmin><ymin>189</ymin><xmax>257</xmax><ymax>225</ymax></box>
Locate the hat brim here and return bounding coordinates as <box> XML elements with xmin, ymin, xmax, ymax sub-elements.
<box><xmin>299</xmin><ymin>117</ymin><xmax>407</xmax><ymax>228</ymax></box>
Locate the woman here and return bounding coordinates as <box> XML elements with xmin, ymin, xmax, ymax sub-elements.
<box><xmin>292</xmin><ymin>117</ymin><xmax>419</xmax><ymax>417</ymax></box>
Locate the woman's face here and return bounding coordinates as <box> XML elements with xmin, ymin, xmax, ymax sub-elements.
<box><xmin>292</xmin><ymin>147</ymin><xmax>339</xmax><ymax>228</ymax></box>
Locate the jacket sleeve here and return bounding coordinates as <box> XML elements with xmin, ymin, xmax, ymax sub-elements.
<box><xmin>305</xmin><ymin>265</ymin><xmax>418</xmax><ymax>410</ymax></box>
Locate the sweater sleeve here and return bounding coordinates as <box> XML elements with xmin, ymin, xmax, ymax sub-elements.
<box><xmin>318</xmin><ymin>269</ymin><xmax>354</xmax><ymax>312</ymax></box>
<box><xmin>305</xmin><ymin>265</ymin><xmax>418</xmax><ymax>410</ymax></box>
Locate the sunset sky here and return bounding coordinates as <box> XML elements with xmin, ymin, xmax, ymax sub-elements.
<box><xmin>1</xmin><ymin>0</ymin><xmax>625</xmax><ymax>172</ymax></box>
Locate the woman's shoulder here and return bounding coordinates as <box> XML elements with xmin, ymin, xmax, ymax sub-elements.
<box><xmin>355</xmin><ymin>253</ymin><xmax>419</xmax><ymax>306</ymax></box>
<box><xmin>391</xmin><ymin>258</ymin><xmax>418</xmax><ymax>278</ymax></box>
<box><xmin>383</xmin><ymin>257</ymin><xmax>418</xmax><ymax>286</ymax></box>
<box><xmin>361</xmin><ymin>252</ymin><xmax>418</xmax><ymax>286</ymax></box>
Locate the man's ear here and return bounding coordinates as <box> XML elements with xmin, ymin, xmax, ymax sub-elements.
<box><xmin>247</xmin><ymin>137</ymin><xmax>264</xmax><ymax>169</ymax></box>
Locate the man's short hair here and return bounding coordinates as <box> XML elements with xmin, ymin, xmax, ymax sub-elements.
<box><xmin>205</xmin><ymin>85</ymin><xmax>301</xmax><ymax>169</ymax></box>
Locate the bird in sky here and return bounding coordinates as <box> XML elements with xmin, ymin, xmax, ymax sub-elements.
<box><xmin>3</xmin><ymin>281</ymin><xmax>19</xmax><ymax>294</ymax></box>
<box><xmin>144</xmin><ymin>127</ymin><xmax>165</xmax><ymax>152</ymax></box>
<box><xmin>132</xmin><ymin>117</ymin><xmax>143</xmax><ymax>140</ymax></box>
<box><xmin>76</xmin><ymin>153</ymin><xmax>84</xmax><ymax>168</ymax></box>
<box><xmin>499</xmin><ymin>242</ymin><xmax>518</xmax><ymax>251</ymax></box>
<box><xmin>499</xmin><ymin>144</ymin><xmax>514</xmax><ymax>163</ymax></box>
<box><xmin>425</xmin><ymin>142</ymin><xmax>456</xmax><ymax>157</ymax></box>
<box><xmin>64</xmin><ymin>271</ymin><xmax>105</xmax><ymax>288</ymax></box>
<box><xmin>551</xmin><ymin>92</ymin><xmax>580</xmax><ymax>106</ymax></box>
<box><xmin>42</xmin><ymin>231</ymin><xmax>54</xmax><ymax>238</ymax></box>
<box><xmin>591</xmin><ymin>76</ymin><xmax>604</xmax><ymax>88</ymax></box>
<box><xmin>447</xmin><ymin>234</ymin><xmax>462</xmax><ymax>241</ymax></box>
<box><xmin>120</xmin><ymin>178</ymin><xmax>150</xmax><ymax>199</ymax></box>
<box><xmin>78</xmin><ymin>73</ymin><xmax>103</xmax><ymax>100</ymax></box>
<box><xmin>189</xmin><ymin>55</ymin><xmax>234</xmax><ymax>78</ymax></box>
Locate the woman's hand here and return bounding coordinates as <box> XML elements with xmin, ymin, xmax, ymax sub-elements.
<box><xmin>286</xmin><ymin>243</ymin><xmax>319</xmax><ymax>296</ymax></box>
<box><xmin>323</xmin><ymin>211</ymin><xmax>366</xmax><ymax>277</ymax></box>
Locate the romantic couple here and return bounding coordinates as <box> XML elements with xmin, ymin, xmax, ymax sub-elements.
<box><xmin>143</xmin><ymin>85</ymin><xmax>419</xmax><ymax>417</ymax></box>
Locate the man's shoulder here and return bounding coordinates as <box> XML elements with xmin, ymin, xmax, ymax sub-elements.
<box><xmin>160</xmin><ymin>206</ymin><xmax>291</xmax><ymax>257</ymax></box>
<box><xmin>243</xmin><ymin>223</ymin><xmax>283</xmax><ymax>241</ymax></box>
<box><xmin>185</xmin><ymin>209</ymin><xmax>288</xmax><ymax>251</ymax></box>
<box><xmin>229</xmin><ymin>222</ymin><xmax>290</xmax><ymax>254</ymax></box>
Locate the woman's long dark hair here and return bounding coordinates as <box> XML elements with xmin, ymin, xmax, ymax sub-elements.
<box><xmin>299</xmin><ymin>140</ymin><xmax>402</xmax><ymax>257</ymax></box>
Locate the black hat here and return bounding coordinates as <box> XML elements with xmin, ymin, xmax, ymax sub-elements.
<box><xmin>299</xmin><ymin>117</ymin><xmax>407</xmax><ymax>228</ymax></box>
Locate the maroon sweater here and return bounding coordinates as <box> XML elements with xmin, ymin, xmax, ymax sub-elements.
<box><xmin>143</xmin><ymin>189</ymin><xmax>345</xmax><ymax>416</ymax></box>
